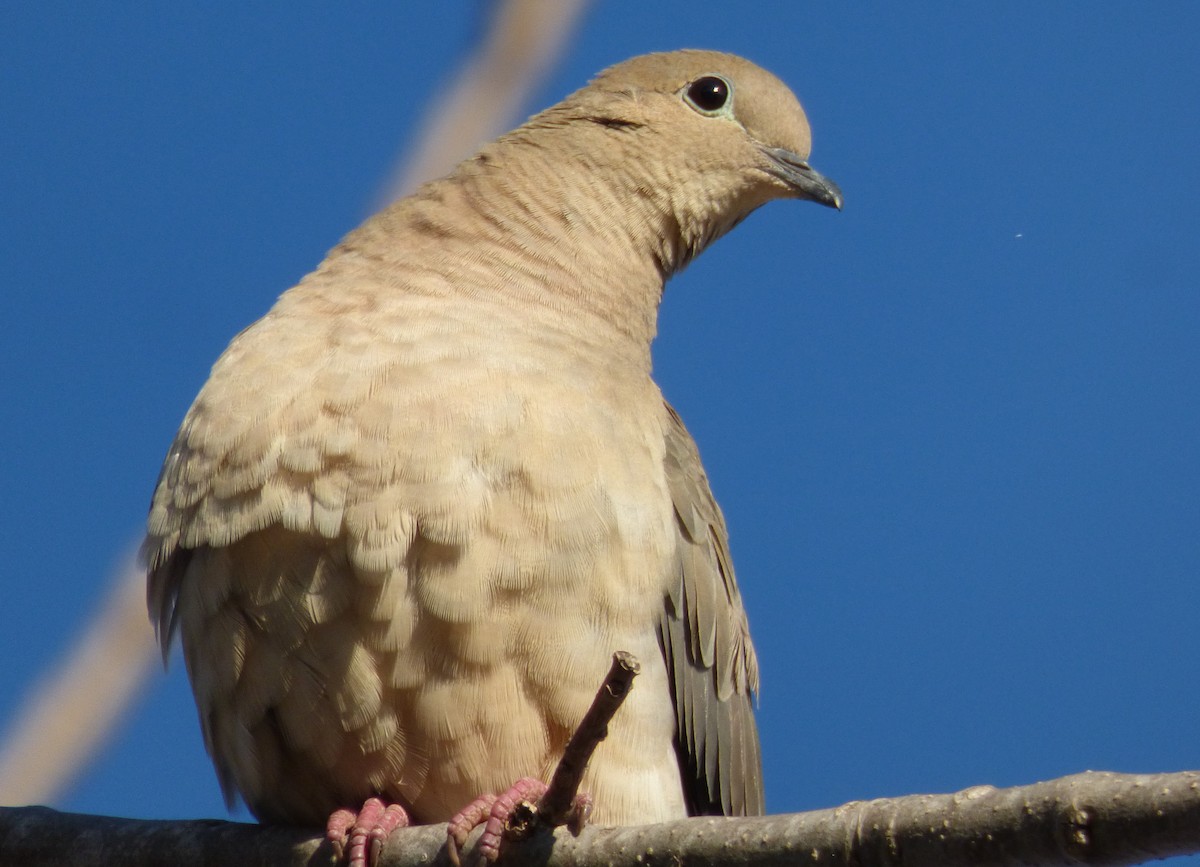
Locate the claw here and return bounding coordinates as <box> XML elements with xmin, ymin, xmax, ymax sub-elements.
<box><xmin>445</xmin><ymin>777</ymin><xmax>592</xmax><ymax>864</ymax></box>
<box><xmin>447</xmin><ymin>792</ymin><xmax>497</xmax><ymax>866</ymax></box>
<box><xmin>479</xmin><ymin>778</ymin><xmax>548</xmax><ymax>861</ymax></box>
<box><xmin>326</xmin><ymin>797</ymin><xmax>410</xmax><ymax>867</ymax></box>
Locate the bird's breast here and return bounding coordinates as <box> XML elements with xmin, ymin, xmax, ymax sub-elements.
<box><xmin>164</xmin><ymin>292</ymin><xmax>687</xmax><ymax>825</ymax></box>
<box><xmin>323</xmin><ymin>312</ymin><xmax>684</xmax><ymax>821</ymax></box>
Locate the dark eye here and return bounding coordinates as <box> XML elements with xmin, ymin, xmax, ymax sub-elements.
<box><xmin>685</xmin><ymin>76</ymin><xmax>731</xmax><ymax>113</ymax></box>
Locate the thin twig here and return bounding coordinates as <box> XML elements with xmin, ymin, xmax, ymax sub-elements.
<box><xmin>542</xmin><ymin>650</ymin><xmax>641</xmax><ymax>825</ymax></box>
<box><xmin>506</xmin><ymin>651</ymin><xmax>641</xmax><ymax>841</ymax></box>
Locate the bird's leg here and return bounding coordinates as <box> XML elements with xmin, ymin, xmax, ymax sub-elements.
<box><xmin>327</xmin><ymin>797</ymin><xmax>410</xmax><ymax>867</ymax></box>
<box><xmin>446</xmin><ymin>778</ymin><xmax>593</xmax><ymax>864</ymax></box>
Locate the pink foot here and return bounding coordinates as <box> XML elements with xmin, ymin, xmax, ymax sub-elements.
<box><xmin>327</xmin><ymin>797</ymin><xmax>410</xmax><ymax>867</ymax></box>
<box><xmin>478</xmin><ymin>778</ymin><xmax>546</xmax><ymax>863</ymax></box>
<box><xmin>447</xmin><ymin>792</ymin><xmax>497</xmax><ymax>866</ymax></box>
<box><xmin>446</xmin><ymin>778</ymin><xmax>593</xmax><ymax>864</ymax></box>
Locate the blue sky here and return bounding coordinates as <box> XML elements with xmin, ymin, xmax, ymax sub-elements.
<box><xmin>3</xmin><ymin>0</ymin><xmax>1198</xmax><ymax>848</ymax></box>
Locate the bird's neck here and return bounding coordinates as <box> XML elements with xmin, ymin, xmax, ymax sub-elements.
<box><xmin>324</xmin><ymin>143</ymin><xmax>686</xmax><ymax>372</ymax></box>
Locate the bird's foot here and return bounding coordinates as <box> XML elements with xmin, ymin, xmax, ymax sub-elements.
<box><xmin>446</xmin><ymin>777</ymin><xmax>592</xmax><ymax>865</ymax></box>
<box><xmin>327</xmin><ymin>797</ymin><xmax>410</xmax><ymax>867</ymax></box>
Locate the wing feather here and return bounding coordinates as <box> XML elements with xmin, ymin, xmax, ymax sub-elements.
<box><xmin>658</xmin><ymin>401</ymin><xmax>764</xmax><ymax>816</ymax></box>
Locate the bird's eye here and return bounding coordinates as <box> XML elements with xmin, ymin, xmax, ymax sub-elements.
<box><xmin>684</xmin><ymin>76</ymin><xmax>731</xmax><ymax>114</ymax></box>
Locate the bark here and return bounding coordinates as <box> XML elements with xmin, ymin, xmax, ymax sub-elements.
<box><xmin>2</xmin><ymin>770</ymin><xmax>1197</xmax><ymax>867</ymax></box>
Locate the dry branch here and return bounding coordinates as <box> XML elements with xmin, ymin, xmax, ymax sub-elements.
<box><xmin>3</xmin><ymin>770</ymin><xmax>1199</xmax><ymax>867</ymax></box>
<box><xmin>534</xmin><ymin>650</ymin><xmax>641</xmax><ymax>829</ymax></box>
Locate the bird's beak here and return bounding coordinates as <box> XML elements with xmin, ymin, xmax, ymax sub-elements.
<box><xmin>761</xmin><ymin>147</ymin><xmax>843</xmax><ymax>210</ymax></box>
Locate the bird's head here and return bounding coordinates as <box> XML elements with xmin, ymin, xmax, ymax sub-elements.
<box><xmin>533</xmin><ymin>50</ymin><xmax>841</xmax><ymax>273</ymax></box>
<box><xmin>595</xmin><ymin>50</ymin><xmax>840</xmax><ymax>204</ymax></box>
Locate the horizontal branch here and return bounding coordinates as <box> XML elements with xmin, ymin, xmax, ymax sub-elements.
<box><xmin>2</xmin><ymin>770</ymin><xmax>1198</xmax><ymax>867</ymax></box>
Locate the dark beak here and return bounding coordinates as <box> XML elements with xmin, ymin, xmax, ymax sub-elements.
<box><xmin>762</xmin><ymin>147</ymin><xmax>843</xmax><ymax>210</ymax></box>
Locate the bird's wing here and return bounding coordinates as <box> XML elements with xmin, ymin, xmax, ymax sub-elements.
<box><xmin>659</xmin><ymin>400</ymin><xmax>764</xmax><ymax>816</ymax></box>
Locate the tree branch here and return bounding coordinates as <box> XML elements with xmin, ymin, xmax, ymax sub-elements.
<box><xmin>3</xmin><ymin>770</ymin><xmax>1198</xmax><ymax>867</ymax></box>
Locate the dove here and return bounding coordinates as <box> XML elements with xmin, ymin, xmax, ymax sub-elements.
<box><xmin>144</xmin><ymin>48</ymin><xmax>841</xmax><ymax>866</ymax></box>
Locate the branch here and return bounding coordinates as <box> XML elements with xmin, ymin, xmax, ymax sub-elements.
<box><xmin>3</xmin><ymin>771</ymin><xmax>1199</xmax><ymax>867</ymax></box>
<box><xmin>535</xmin><ymin>650</ymin><xmax>640</xmax><ymax>827</ymax></box>
<box><xmin>379</xmin><ymin>0</ymin><xmax>594</xmax><ymax>202</ymax></box>
<box><xmin>0</xmin><ymin>555</ymin><xmax>157</xmax><ymax>806</ymax></box>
